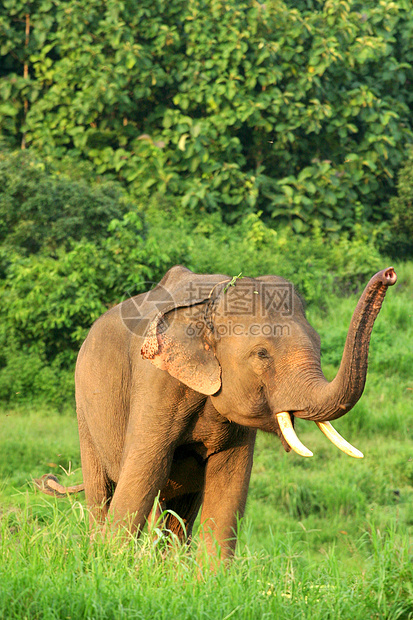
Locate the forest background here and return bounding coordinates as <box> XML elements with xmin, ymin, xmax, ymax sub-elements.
<box><xmin>0</xmin><ymin>1</ymin><xmax>413</xmax><ymax>617</ymax></box>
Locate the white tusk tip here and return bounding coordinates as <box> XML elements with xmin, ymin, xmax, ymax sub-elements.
<box><xmin>316</xmin><ymin>421</ymin><xmax>364</xmax><ymax>458</ymax></box>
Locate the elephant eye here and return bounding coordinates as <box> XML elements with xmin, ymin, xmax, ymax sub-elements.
<box><xmin>257</xmin><ymin>348</ymin><xmax>269</xmax><ymax>359</ymax></box>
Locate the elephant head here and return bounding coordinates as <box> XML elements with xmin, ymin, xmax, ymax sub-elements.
<box><xmin>141</xmin><ymin>266</ymin><xmax>397</xmax><ymax>458</ymax></box>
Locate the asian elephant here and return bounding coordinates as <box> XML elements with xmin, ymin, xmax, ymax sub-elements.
<box><xmin>36</xmin><ymin>265</ymin><xmax>397</xmax><ymax>559</ymax></box>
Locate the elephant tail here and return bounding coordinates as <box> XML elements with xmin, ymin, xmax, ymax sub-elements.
<box><xmin>33</xmin><ymin>474</ymin><xmax>85</xmax><ymax>498</ymax></box>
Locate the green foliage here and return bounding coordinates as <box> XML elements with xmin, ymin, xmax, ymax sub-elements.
<box><xmin>182</xmin><ymin>212</ymin><xmax>382</xmax><ymax>303</ymax></box>
<box><xmin>0</xmin><ymin>344</ymin><xmax>73</xmax><ymax>406</ymax></box>
<box><xmin>0</xmin><ymin>149</ymin><xmax>153</xmax><ymax>404</ymax></box>
<box><xmin>0</xmin><ymin>150</ymin><xmax>131</xmax><ymax>258</ymax></box>
<box><xmin>1</xmin><ymin>0</ymin><xmax>413</xmax><ymax>231</ymax></box>
<box><xmin>387</xmin><ymin>151</ymin><xmax>413</xmax><ymax>258</ymax></box>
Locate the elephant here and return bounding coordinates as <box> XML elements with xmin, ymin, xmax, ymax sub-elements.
<box><xmin>35</xmin><ymin>265</ymin><xmax>397</xmax><ymax>560</ymax></box>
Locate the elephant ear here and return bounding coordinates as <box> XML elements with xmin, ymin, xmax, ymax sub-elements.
<box><xmin>141</xmin><ymin>266</ymin><xmax>227</xmax><ymax>395</ymax></box>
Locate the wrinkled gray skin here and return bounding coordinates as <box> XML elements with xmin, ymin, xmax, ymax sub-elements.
<box><xmin>73</xmin><ymin>265</ymin><xmax>396</xmax><ymax>559</ymax></box>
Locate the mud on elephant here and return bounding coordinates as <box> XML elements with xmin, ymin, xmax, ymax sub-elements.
<box><xmin>35</xmin><ymin>265</ymin><xmax>397</xmax><ymax>559</ymax></box>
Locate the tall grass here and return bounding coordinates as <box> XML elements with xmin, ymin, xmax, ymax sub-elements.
<box><xmin>0</xmin><ymin>498</ymin><xmax>412</xmax><ymax>619</ymax></box>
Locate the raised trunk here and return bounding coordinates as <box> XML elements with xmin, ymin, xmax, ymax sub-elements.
<box><xmin>295</xmin><ymin>267</ymin><xmax>397</xmax><ymax>422</ymax></box>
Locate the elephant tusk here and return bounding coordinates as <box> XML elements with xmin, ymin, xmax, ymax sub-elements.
<box><xmin>316</xmin><ymin>421</ymin><xmax>364</xmax><ymax>459</ymax></box>
<box><xmin>276</xmin><ymin>412</ymin><xmax>313</xmax><ymax>457</ymax></box>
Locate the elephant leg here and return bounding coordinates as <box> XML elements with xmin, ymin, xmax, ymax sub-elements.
<box><xmin>77</xmin><ymin>410</ymin><xmax>112</xmax><ymax>528</ymax></box>
<box><xmin>106</xmin><ymin>442</ymin><xmax>174</xmax><ymax>537</ymax></box>
<box><xmin>163</xmin><ymin>491</ymin><xmax>204</xmax><ymax>543</ymax></box>
<box><xmin>199</xmin><ymin>433</ymin><xmax>256</xmax><ymax>563</ymax></box>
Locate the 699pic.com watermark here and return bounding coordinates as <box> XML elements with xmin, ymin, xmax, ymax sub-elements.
<box><xmin>185</xmin><ymin>321</ymin><xmax>291</xmax><ymax>338</ymax></box>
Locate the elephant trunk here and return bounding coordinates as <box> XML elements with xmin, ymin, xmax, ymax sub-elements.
<box><xmin>295</xmin><ymin>267</ymin><xmax>397</xmax><ymax>423</ymax></box>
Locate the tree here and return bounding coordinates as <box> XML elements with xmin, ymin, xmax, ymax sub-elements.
<box><xmin>1</xmin><ymin>0</ymin><xmax>413</xmax><ymax>232</ymax></box>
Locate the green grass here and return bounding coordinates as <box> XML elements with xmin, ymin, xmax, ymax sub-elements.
<box><xmin>0</xmin><ymin>511</ymin><xmax>410</xmax><ymax>619</ymax></box>
<box><xmin>0</xmin><ymin>492</ymin><xmax>412</xmax><ymax>619</ymax></box>
<box><xmin>0</xmin><ymin>262</ymin><xmax>412</xmax><ymax>618</ymax></box>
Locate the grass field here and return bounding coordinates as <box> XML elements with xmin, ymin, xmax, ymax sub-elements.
<box><xmin>0</xmin><ymin>264</ymin><xmax>412</xmax><ymax>619</ymax></box>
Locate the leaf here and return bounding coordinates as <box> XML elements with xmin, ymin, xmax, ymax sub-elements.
<box><xmin>292</xmin><ymin>218</ymin><xmax>307</xmax><ymax>233</ymax></box>
<box><xmin>0</xmin><ymin>103</ymin><xmax>18</xmax><ymax>116</ymax></box>
<box><xmin>178</xmin><ymin>133</ymin><xmax>189</xmax><ymax>151</ymax></box>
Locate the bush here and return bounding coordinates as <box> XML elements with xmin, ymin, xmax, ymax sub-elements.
<box><xmin>0</xmin><ymin>150</ymin><xmax>131</xmax><ymax>258</ymax></box>
<box><xmin>148</xmin><ymin>208</ymin><xmax>383</xmax><ymax>305</ymax></box>
<box><xmin>387</xmin><ymin>153</ymin><xmax>413</xmax><ymax>258</ymax></box>
<box><xmin>0</xmin><ymin>343</ymin><xmax>73</xmax><ymax>406</ymax></box>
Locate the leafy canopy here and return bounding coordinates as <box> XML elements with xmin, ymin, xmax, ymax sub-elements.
<box><xmin>1</xmin><ymin>0</ymin><xmax>413</xmax><ymax>231</ymax></box>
